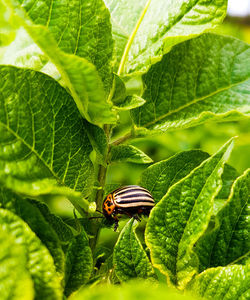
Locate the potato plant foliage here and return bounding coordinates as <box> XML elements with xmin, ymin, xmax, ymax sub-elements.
<box><xmin>0</xmin><ymin>0</ymin><xmax>249</xmax><ymax>299</ymax></box>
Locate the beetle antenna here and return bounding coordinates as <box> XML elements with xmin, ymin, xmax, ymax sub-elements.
<box><xmin>95</xmin><ymin>209</ymin><xmax>104</xmax><ymax>215</ymax></box>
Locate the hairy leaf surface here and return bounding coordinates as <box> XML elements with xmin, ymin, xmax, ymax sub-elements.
<box><xmin>139</xmin><ymin>150</ymin><xmax>209</xmax><ymax>203</ymax></box>
<box><xmin>105</xmin><ymin>0</ymin><xmax>227</xmax><ymax>74</ymax></box>
<box><xmin>0</xmin><ymin>188</ymin><xmax>65</xmax><ymax>275</ymax></box>
<box><xmin>0</xmin><ymin>66</ymin><xmax>94</xmax><ymax>199</ymax></box>
<box><xmin>5</xmin><ymin>1</ymin><xmax>116</xmax><ymax>125</ymax></box>
<box><xmin>195</xmin><ymin>169</ymin><xmax>250</xmax><ymax>272</ymax></box>
<box><xmin>65</xmin><ymin>231</ymin><xmax>93</xmax><ymax>296</ymax></box>
<box><xmin>189</xmin><ymin>265</ymin><xmax>250</xmax><ymax>300</ymax></box>
<box><xmin>146</xmin><ymin>139</ymin><xmax>234</xmax><ymax>288</ymax></box>
<box><xmin>110</xmin><ymin>145</ymin><xmax>152</xmax><ymax>164</ymax></box>
<box><xmin>0</xmin><ymin>209</ymin><xmax>62</xmax><ymax>299</ymax></box>
<box><xmin>0</xmin><ymin>231</ymin><xmax>34</xmax><ymax>300</ymax></box>
<box><xmin>131</xmin><ymin>34</ymin><xmax>250</xmax><ymax>132</ymax></box>
<box><xmin>113</xmin><ymin>219</ymin><xmax>156</xmax><ymax>281</ymax></box>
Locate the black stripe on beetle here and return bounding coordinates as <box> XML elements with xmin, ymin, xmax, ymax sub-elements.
<box><xmin>102</xmin><ymin>185</ymin><xmax>155</xmax><ymax>231</ymax></box>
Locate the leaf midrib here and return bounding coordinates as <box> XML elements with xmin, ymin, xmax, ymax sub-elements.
<box><xmin>142</xmin><ymin>78</ymin><xmax>249</xmax><ymax>128</ymax></box>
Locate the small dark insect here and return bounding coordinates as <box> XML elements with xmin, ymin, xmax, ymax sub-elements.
<box><xmin>102</xmin><ymin>185</ymin><xmax>155</xmax><ymax>231</ymax></box>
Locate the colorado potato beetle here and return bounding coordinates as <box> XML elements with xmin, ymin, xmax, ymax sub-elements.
<box><xmin>102</xmin><ymin>185</ymin><xmax>155</xmax><ymax>231</ymax></box>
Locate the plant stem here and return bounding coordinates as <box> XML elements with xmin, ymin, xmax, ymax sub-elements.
<box><xmin>111</xmin><ymin>132</ymin><xmax>132</xmax><ymax>146</ymax></box>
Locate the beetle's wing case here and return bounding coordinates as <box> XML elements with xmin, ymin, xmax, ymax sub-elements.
<box><xmin>113</xmin><ymin>185</ymin><xmax>154</xmax><ymax>208</ymax></box>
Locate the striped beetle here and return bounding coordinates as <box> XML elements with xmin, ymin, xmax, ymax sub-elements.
<box><xmin>102</xmin><ymin>185</ymin><xmax>154</xmax><ymax>231</ymax></box>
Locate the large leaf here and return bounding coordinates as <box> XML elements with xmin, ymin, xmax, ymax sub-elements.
<box><xmin>194</xmin><ymin>169</ymin><xmax>250</xmax><ymax>272</ymax></box>
<box><xmin>0</xmin><ymin>208</ymin><xmax>62</xmax><ymax>299</ymax></box>
<box><xmin>109</xmin><ymin>144</ymin><xmax>152</xmax><ymax>164</ymax></box>
<box><xmin>0</xmin><ymin>231</ymin><xmax>34</xmax><ymax>300</ymax></box>
<box><xmin>131</xmin><ymin>34</ymin><xmax>250</xmax><ymax>133</ymax></box>
<box><xmin>0</xmin><ymin>188</ymin><xmax>65</xmax><ymax>276</ymax></box>
<box><xmin>65</xmin><ymin>231</ymin><xmax>93</xmax><ymax>297</ymax></box>
<box><xmin>139</xmin><ymin>150</ymin><xmax>209</xmax><ymax>203</ymax></box>
<box><xmin>0</xmin><ymin>66</ymin><xmax>94</xmax><ymax>201</ymax></box>
<box><xmin>113</xmin><ymin>219</ymin><xmax>156</xmax><ymax>282</ymax></box>
<box><xmin>188</xmin><ymin>265</ymin><xmax>250</xmax><ymax>300</ymax></box>
<box><xmin>145</xmin><ymin>138</ymin><xmax>234</xmax><ymax>288</ymax></box>
<box><xmin>5</xmin><ymin>0</ymin><xmax>116</xmax><ymax>125</ymax></box>
<box><xmin>105</xmin><ymin>0</ymin><xmax>227</xmax><ymax>75</ymax></box>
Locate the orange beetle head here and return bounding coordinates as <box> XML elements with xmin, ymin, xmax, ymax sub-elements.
<box><xmin>102</xmin><ymin>193</ymin><xmax>116</xmax><ymax>217</ymax></box>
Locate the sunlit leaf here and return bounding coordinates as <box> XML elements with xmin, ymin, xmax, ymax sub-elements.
<box><xmin>65</xmin><ymin>231</ymin><xmax>93</xmax><ymax>296</ymax></box>
<box><xmin>110</xmin><ymin>145</ymin><xmax>152</xmax><ymax>164</ymax></box>
<box><xmin>0</xmin><ymin>208</ymin><xmax>62</xmax><ymax>299</ymax></box>
<box><xmin>0</xmin><ymin>66</ymin><xmax>94</xmax><ymax>201</ymax></box>
<box><xmin>189</xmin><ymin>265</ymin><xmax>250</xmax><ymax>300</ymax></box>
<box><xmin>113</xmin><ymin>219</ymin><xmax>156</xmax><ymax>282</ymax></box>
<box><xmin>0</xmin><ymin>231</ymin><xmax>34</xmax><ymax>300</ymax></box>
<box><xmin>131</xmin><ymin>34</ymin><xmax>250</xmax><ymax>133</ymax></box>
<box><xmin>105</xmin><ymin>0</ymin><xmax>227</xmax><ymax>74</ymax></box>
<box><xmin>146</xmin><ymin>138</ymin><xmax>234</xmax><ymax>288</ymax></box>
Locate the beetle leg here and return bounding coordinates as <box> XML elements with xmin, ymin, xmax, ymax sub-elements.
<box><xmin>112</xmin><ymin>214</ymin><xmax>119</xmax><ymax>232</ymax></box>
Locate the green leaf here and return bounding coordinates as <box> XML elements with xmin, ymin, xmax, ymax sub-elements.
<box><xmin>0</xmin><ymin>188</ymin><xmax>65</xmax><ymax>276</ymax></box>
<box><xmin>113</xmin><ymin>219</ymin><xmax>156</xmax><ymax>282</ymax></box>
<box><xmin>29</xmin><ymin>199</ymin><xmax>74</xmax><ymax>243</ymax></box>
<box><xmin>105</xmin><ymin>0</ymin><xmax>227</xmax><ymax>75</ymax></box>
<box><xmin>83</xmin><ymin>120</ymin><xmax>108</xmax><ymax>166</ymax></box>
<box><xmin>213</xmin><ymin>164</ymin><xmax>238</xmax><ymax>213</ymax></box>
<box><xmin>112</xmin><ymin>74</ymin><xmax>127</xmax><ymax>104</ymax></box>
<box><xmin>5</xmin><ymin>1</ymin><xmax>116</xmax><ymax>125</ymax></box>
<box><xmin>131</xmin><ymin>34</ymin><xmax>250</xmax><ymax>133</ymax></box>
<box><xmin>65</xmin><ymin>231</ymin><xmax>93</xmax><ymax>297</ymax></box>
<box><xmin>145</xmin><ymin>138</ymin><xmax>234</xmax><ymax>288</ymax></box>
<box><xmin>114</xmin><ymin>95</ymin><xmax>146</xmax><ymax>111</ymax></box>
<box><xmin>69</xmin><ymin>280</ymin><xmax>196</xmax><ymax>300</ymax></box>
<box><xmin>0</xmin><ymin>231</ymin><xmax>34</xmax><ymax>300</ymax></box>
<box><xmin>194</xmin><ymin>169</ymin><xmax>250</xmax><ymax>272</ymax></box>
<box><xmin>188</xmin><ymin>265</ymin><xmax>250</xmax><ymax>300</ymax></box>
<box><xmin>139</xmin><ymin>150</ymin><xmax>209</xmax><ymax>203</ymax></box>
<box><xmin>11</xmin><ymin>0</ymin><xmax>114</xmax><ymax>92</ymax></box>
<box><xmin>109</xmin><ymin>144</ymin><xmax>152</xmax><ymax>164</ymax></box>
<box><xmin>0</xmin><ymin>208</ymin><xmax>62</xmax><ymax>299</ymax></box>
<box><xmin>0</xmin><ymin>66</ymin><xmax>94</xmax><ymax>200</ymax></box>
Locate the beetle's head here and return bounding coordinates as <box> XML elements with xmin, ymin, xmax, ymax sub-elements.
<box><xmin>102</xmin><ymin>194</ymin><xmax>116</xmax><ymax>218</ymax></box>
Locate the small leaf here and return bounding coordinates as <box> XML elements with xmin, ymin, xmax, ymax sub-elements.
<box><xmin>139</xmin><ymin>150</ymin><xmax>209</xmax><ymax>203</ymax></box>
<box><xmin>0</xmin><ymin>66</ymin><xmax>94</xmax><ymax>199</ymax></box>
<box><xmin>114</xmin><ymin>95</ymin><xmax>146</xmax><ymax>111</ymax></box>
<box><xmin>65</xmin><ymin>231</ymin><xmax>93</xmax><ymax>297</ymax></box>
<box><xmin>194</xmin><ymin>169</ymin><xmax>250</xmax><ymax>272</ymax></box>
<box><xmin>0</xmin><ymin>231</ymin><xmax>34</xmax><ymax>300</ymax></box>
<box><xmin>188</xmin><ymin>265</ymin><xmax>250</xmax><ymax>300</ymax></box>
<box><xmin>105</xmin><ymin>0</ymin><xmax>227</xmax><ymax>75</ymax></box>
<box><xmin>0</xmin><ymin>208</ymin><xmax>62</xmax><ymax>299</ymax></box>
<box><xmin>0</xmin><ymin>188</ymin><xmax>65</xmax><ymax>276</ymax></box>
<box><xmin>113</xmin><ymin>218</ymin><xmax>156</xmax><ymax>282</ymax></box>
<box><xmin>83</xmin><ymin>120</ymin><xmax>108</xmax><ymax>166</ymax></box>
<box><xmin>112</xmin><ymin>74</ymin><xmax>127</xmax><ymax>104</ymax></box>
<box><xmin>110</xmin><ymin>145</ymin><xmax>153</xmax><ymax>164</ymax></box>
<box><xmin>145</xmin><ymin>138</ymin><xmax>234</xmax><ymax>288</ymax></box>
<box><xmin>131</xmin><ymin>34</ymin><xmax>250</xmax><ymax>133</ymax></box>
